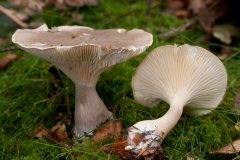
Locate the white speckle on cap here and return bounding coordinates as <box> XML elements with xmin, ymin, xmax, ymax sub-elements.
<box><xmin>31</xmin><ymin>42</ymin><xmax>47</xmax><ymax>46</ymax></box>
<box><xmin>117</xmin><ymin>29</ymin><xmax>126</xmax><ymax>33</ymax></box>
<box><xmin>83</xmin><ymin>33</ymin><xmax>91</xmax><ymax>36</ymax></box>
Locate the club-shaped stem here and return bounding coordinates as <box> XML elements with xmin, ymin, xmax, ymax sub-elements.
<box><xmin>126</xmin><ymin>98</ymin><xmax>183</xmax><ymax>154</ymax></box>
<box><xmin>74</xmin><ymin>84</ymin><xmax>112</xmax><ymax>137</ymax></box>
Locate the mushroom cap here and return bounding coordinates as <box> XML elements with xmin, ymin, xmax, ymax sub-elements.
<box><xmin>132</xmin><ymin>44</ymin><xmax>227</xmax><ymax>116</ymax></box>
<box><xmin>12</xmin><ymin>24</ymin><xmax>153</xmax><ymax>85</ymax></box>
<box><xmin>12</xmin><ymin>24</ymin><xmax>152</xmax><ymax>50</ymax></box>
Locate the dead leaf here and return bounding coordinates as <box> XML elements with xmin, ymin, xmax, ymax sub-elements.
<box><xmin>112</xmin><ymin>136</ymin><xmax>136</xmax><ymax>160</ymax></box>
<box><xmin>50</xmin><ymin>122</ymin><xmax>69</xmax><ymax>142</ymax></box>
<box><xmin>33</xmin><ymin>125</ymin><xmax>49</xmax><ymax>138</ymax></box>
<box><xmin>11</xmin><ymin>0</ymin><xmax>45</xmax><ymax>10</ymax></box>
<box><xmin>93</xmin><ymin>120</ymin><xmax>122</xmax><ymax>141</ymax></box>
<box><xmin>213</xmin><ymin>28</ymin><xmax>231</xmax><ymax>44</ymax></box>
<box><xmin>163</xmin><ymin>0</ymin><xmax>189</xmax><ymax>18</ymax></box>
<box><xmin>167</xmin><ymin>0</ymin><xmax>187</xmax><ymax>9</ymax></box>
<box><xmin>136</xmin><ymin>142</ymin><xmax>164</xmax><ymax>159</ymax></box>
<box><xmin>112</xmin><ymin>134</ymin><xmax>166</xmax><ymax>160</ymax></box>
<box><xmin>0</xmin><ymin>54</ymin><xmax>17</xmax><ymax>69</ymax></box>
<box><xmin>189</xmin><ymin>0</ymin><xmax>229</xmax><ymax>33</ymax></box>
<box><xmin>210</xmin><ymin>139</ymin><xmax>240</xmax><ymax>154</ymax></box>
<box><xmin>175</xmin><ymin>10</ymin><xmax>187</xmax><ymax>18</ymax></box>
<box><xmin>33</xmin><ymin>122</ymin><xmax>70</xmax><ymax>146</ymax></box>
<box><xmin>189</xmin><ymin>0</ymin><xmax>212</xmax><ymax>14</ymax></box>
<box><xmin>10</xmin><ymin>0</ymin><xmax>46</xmax><ymax>22</ymax></box>
<box><xmin>213</xmin><ymin>25</ymin><xmax>240</xmax><ymax>44</ymax></box>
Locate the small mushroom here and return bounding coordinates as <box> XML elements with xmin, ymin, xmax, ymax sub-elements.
<box><xmin>126</xmin><ymin>44</ymin><xmax>227</xmax><ymax>156</ymax></box>
<box><xmin>12</xmin><ymin>24</ymin><xmax>153</xmax><ymax>137</ymax></box>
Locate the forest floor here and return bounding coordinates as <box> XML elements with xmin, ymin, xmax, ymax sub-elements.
<box><xmin>0</xmin><ymin>0</ymin><xmax>240</xmax><ymax>159</ymax></box>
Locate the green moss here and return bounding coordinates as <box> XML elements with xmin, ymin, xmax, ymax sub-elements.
<box><xmin>0</xmin><ymin>0</ymin><xmax>240</xmax><ymax>159</ymax></box>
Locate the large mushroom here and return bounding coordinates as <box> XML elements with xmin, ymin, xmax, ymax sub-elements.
<box><xmin>12</xmin><ymin>24</ymin><xmax>153</xmax><ymax>137</ymax></box>
<box><xmin>125</xmin><ymin>44</ymin><xmax>227</xmax><ymax>156</ymax></box>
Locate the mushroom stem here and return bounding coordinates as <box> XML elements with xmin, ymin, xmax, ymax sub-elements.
<box><xmin>154</xmin><ymin>100</ymin><xmax>183</xmax><ymax>137</ymax></box>
<box><xmin>74</xmin><ymin>84</ymin><xmax>112</xmax><ymax>137</ymax></box>
<box><xmin>126</xmin><ymin>98</ymin><xmax>184</xmax><ymax>154</ymax></box>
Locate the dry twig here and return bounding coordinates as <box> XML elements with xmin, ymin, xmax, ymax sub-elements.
<box><xmin>0</xmin><ymin>47</ymin><xmax>21</xmax><ymax>53</ymax></box>
<box><xmin>159</xmin><ymin>19</ymin><xmax>196</xmax><ymax>38</ymax></box>
<box><xmin>0</xmin><ymin>5</ymin><xmax>28</xmax><ymax>28</ymax></box>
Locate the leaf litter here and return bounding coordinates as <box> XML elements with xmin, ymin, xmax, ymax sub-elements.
<box><xmin>0</xmin><ymin>54</ymin><xmax>17</xmax><ymax>69</ymax></box>
<box><xmin>112</xmin><ymin>135</ymin><xmax>167</xmax><ymax>160</ymax></box>
<box><xmin>93</xmin><ymin>120</ymin><xmax>122</xmax><ymax>141</ymax></box>
<box><xmin>33</xmin><ymin>122</ymin><xmax>70</xmax><ymax>147</ymax></box>
<box><xmin>210</xmin><ymin>139</ymin><xmax>240</xmax><ymax>154</ymax></box>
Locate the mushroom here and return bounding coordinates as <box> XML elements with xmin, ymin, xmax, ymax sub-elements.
<box><xmin>125</xmin><ymin>44</ymin><xmax>227</xmax><ymax>156</ymax></box>
<box><xmin>12</xmin><ymin>24</ymin><xmax>153</xmax><ymax>137</ymax></box>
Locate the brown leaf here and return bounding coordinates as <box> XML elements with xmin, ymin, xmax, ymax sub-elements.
<box><xmin>175</xmin><ymin>10</ymin><xmax>187</xmax><ymax>18</ymax></box>
<box><xmin>93</xmin><ymin>120</ymin><xmax>122</xmax><ymax>141</ymax></box>
<box><xmin>189</xmin><ymin>0</ymin><xmax>211</xmax><ymax>14</ymax></box>
<box><xmin>10</xmin><ymin>0</ymin><xmax>46</xmax><ymax>22</ymax></box>
<box><xmin>50</xmin><ymin>122</ymin><xmax>69</xmax><ymax>142</ymax></box>
<box><xmin>189</xmin><ymin>0</ymin><xmax>229</xmax><ymax>33</ymax></box>
<box><xmin>33</xmin><ymin>125</ymin><xmax>49</xmax><ymax>138</ymax></box>
<box><xmin>0</xmin><ymin>54</ymin><xmax>17</xmax><ymax>69</ymax></box>
<box><xmin>50</xmin><ymin>122</ymin><xmax>61</xmax><ymax>132</ymax></box>
<box><xmin>163</xmin><ymin>0</ymin><xmax>189</xmax><ymax>18</ymax></box>
<box><xmin>112</xmin><ymin>135</ymin><xmax>166</xmax><ymax>160</ymax></box>
<box><xmin>167</xmin><ymin>0</ymin><xmax>187</xmax><ymax>9</ymax></box>
<box><xmin>33</xmin><ymin>122</ymin><xmax>70</xmax><ymax>146</ymax></box>
<box><xmin>112</xmin><ymin>136</ymin><xmax>136</xmax><ymax>160</ymax></box>
<box><xmin>213</xmin><ymin>25</ymin><xmax>240</xmax><ymax>44</ymax></box>
<box><xmin>210</xmin><ymin>139</ymin><xmax>240</xmax><ymax>154</ymax></box>
<box><xmin>33</xmin><ymin>125</ymin><xmax>55</xmax><ymax>143</ymax></box>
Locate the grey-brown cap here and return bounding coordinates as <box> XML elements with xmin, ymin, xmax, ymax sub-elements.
<box><xmin>12</xmin><ymin>24</ymin><xmax>153</xmax><ymax>85</ymax></box>
<box><xmin>132</xmin><ymin>44</ymin><xmax>227</xmax><ymax>115</ymax></box>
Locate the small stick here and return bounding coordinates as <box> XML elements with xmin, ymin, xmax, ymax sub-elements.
<box><xmin>159</xmin><ymin>19</ymin><xmax>196</xmax><ymax>38</ymax></box>
<box><xmin>0</xmin><ymin>5</ymin><xmax>28</xmax><ymax>28</ymax></box>
<box><xmin>0</xmin><ymin>47</ymin><xmax>21</xmax><ymax>53</ymax></box>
